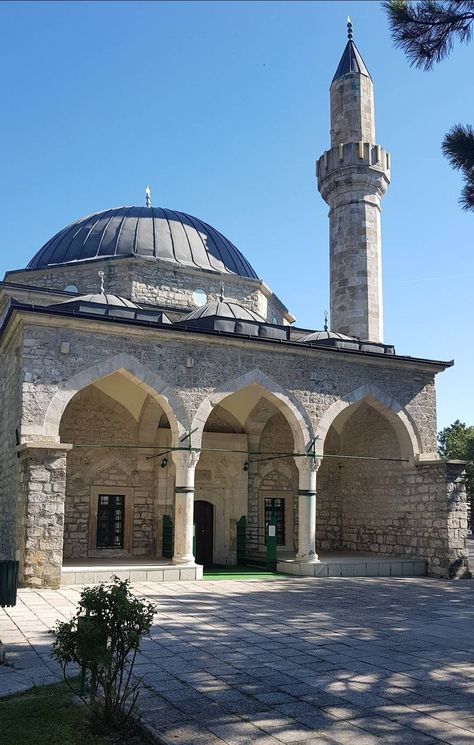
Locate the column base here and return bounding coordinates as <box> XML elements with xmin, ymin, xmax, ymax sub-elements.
<box><xmin>296</xmin><ymin>552</ymin><xmax>320</xmax><ymax>564</ymax></box>
<box><xmin>172</xmin><ymin>556</ymin><xmax>197</xmax><ymax>566</ymax></box>
<box><xmin>279</xmin><ymin>558</ymin><xmax>321</xmax><ymax>577</ymax></box>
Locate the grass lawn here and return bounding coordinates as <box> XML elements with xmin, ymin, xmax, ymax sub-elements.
<box><xmin>0</xmin><ymin>679</ymin><xmax>148</xmax><ymax>745</ymax></box>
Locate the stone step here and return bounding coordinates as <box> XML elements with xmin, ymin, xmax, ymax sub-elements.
<box><xmin>278</xmin><ymin>558</ymin><xmax>427</xmax><ymax>578</ymax></box>
<box><xmin>61</xmin><ymin>563</ymin><xmax>203</xmax><ymax>585</ymax></box>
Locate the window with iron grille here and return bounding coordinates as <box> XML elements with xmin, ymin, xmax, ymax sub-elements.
<box><xmin>264</xmin><ymin>497</ymin><xmax>285</xmax><ymax>546</ymax></box>
<box><xmin>97</xmin><ymin>494</ymin><xmax>125</xmax><ymax>548</ymax></box>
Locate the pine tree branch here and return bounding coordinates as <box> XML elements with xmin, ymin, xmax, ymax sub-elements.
<box><xmin>460</xmin><ymin>169</ymin><xmax>474</xmax><ymax>210</ymax></box>
<box><xmin>441</xmin><ymin>124</ymin><xmax>474</xmax><ymax>210</ymax></box>
<box><xmin>442</xmin><ymin>124</ymin><xmax>474</xmax><ymax>171</ymax></box>
<box><xmin>384</xmin><ymin>1</ymin><xmax>474</xmax><ymax>69</ymax></box>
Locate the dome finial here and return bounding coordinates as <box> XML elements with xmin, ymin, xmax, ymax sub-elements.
<box><xmin>219</xmin><ymin>282</ymin><xmax>225</xmax><ymax>302</ymax></box>
<box><xmin>145</xmin><ymin>186</ymin><xmax>151</xmax><ymax>208</ymax></box>
<box><xmin>347</xmin><ymin>16</ymin><xmax>353</xmax><ymax>41</ymax></box>
<box><xmin>324</xmin><ymin>310</ymin><xmax>328</xmax><ymax>332</ymax></box>
<box><xmin>98</xmin><ymin>270</ymin><xmax>105</xmax><ymax>294</ymax></box>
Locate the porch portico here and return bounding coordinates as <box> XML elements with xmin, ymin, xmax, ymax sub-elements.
<box><xmin>15</xmin><ymin>356</ymin><xmax>468</xmax><ymax>589</ymax></box>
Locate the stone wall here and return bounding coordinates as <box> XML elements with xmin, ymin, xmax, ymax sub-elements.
<box><xmin>4</xmin><ymin>256</ymin><xmax>288</xmax><ymax>324</ymax></box>
<box><xmin>18</xmin><ymin>322</ymin><xmax>439</xmax><ymax>456</ymax></box>
<box><xmin>58</xmin><ymin>387</ymin><xmax>177</xmax><ymax>560</ymax></box>
<box><xmin>17</xmin><ymin>444</ymin><xmax>69</xmax><ymax>588</ymax></box>
<box><xmin>316</xmin><ymin>403</ymin><xmax>469</xmax><ymax>576</ymax></box>
<box><xmin>0</xmin><ymin>328</ymin><xmax>23</xmax><ymax>561</ymax></box>
<box><xmin>195</xmin><ymin>432</ymin><xmax>248</xmax><ymax>565</ymax></box>
<box><xmin>60</xmin><ymin>386</ymin><xmax>150</xmax><ymax>559</ymax></box>
<box><xmin>330</xmin><ymin>73</ymin><xmax>375</xmax><ymax>146</ymax></box>
<box><xmin>335</xmin><ymin>404</ymin><xmax>411</xmax><ymax>554</ymax></box>
<box><xmin>316</xmin><ymin>425</ymin><xmax>342</xmax><ymax>551</ymax></box>
<box><xmin>245</xmin><ymin>406</ymin><xmax>298</xmax><ymax>553</ymax></box>
<box><xmin>414</xmin><ymin>460</ymin><xmax>469</xmax><ymax>578</ymax></box>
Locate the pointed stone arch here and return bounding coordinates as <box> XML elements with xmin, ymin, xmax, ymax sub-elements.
<box><xmin>191</xmin><ymin>369</ymin><xmax>314</xmax><ymax>452</ymax></box>
<box><xmin>315</xmin><ymin>383</ymin><xmax>421</xmax><ymax>460</ymax></box>
<box><xmin>42</xmin><ymin>353</ymin><xmax>189</xmax><ymax>444</ymax></box>
<box><xmin>252</xmin><ymin>463</ymin><xmax>295</xmax><ymax>493</ymax></box>
<box><xmin>86</xmin><ymin>453</ymin><xmax>134</xmax><ymax>484</ymax></box>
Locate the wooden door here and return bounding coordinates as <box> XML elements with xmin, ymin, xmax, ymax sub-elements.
<box><xmin>194</xmin><ymin>500</ymin><xmax>214</xmax><ymax>566</ymax></box>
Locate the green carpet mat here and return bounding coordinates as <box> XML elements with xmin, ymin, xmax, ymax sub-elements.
<box><xmin>202</xmin><ymin>565</ymin><xmax>285</xmax><ymax>581</ymax></box>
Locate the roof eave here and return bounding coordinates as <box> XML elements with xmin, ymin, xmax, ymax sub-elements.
<box><xmin>0</xmin><ymin>302</ymin><xmax>454</xmax><ymax>372</ymax></box>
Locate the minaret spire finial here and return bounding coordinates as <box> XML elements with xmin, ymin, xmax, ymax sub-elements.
<box><xmin>347</xmin><ymin>16</ymin><xmax>353</xmax><ymax>41</ymax></box>
<box><xmin>145</xmin><ymin>185</ymin><xmax>151</xmax><ymax>208</ymax></box>
<box><xmin>98</xmin><ymin>270</ymin><xmax>105</xmax><ymax>294</ymax></box>
<box><xmin>324</xmin><ymin>311</ymin><xmax>328</xmax><ymax>333</ymax></box>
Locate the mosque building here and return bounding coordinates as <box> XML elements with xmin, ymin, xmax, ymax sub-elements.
<box><xmin>0</xmin><ymin>26</ymin><xmax>469</xmax><ymax>588</ymax></box>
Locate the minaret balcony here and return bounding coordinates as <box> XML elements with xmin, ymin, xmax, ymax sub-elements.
<box><xmin>317</xmin><ymin>142</ymin><xmax>391</xmax><ymax>204</ymax></box>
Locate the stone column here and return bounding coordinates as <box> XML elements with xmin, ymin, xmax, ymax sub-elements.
<box><xmin>172</xmin><ymin>450</ymin><xmax>199</xmax><ymax>565</ymax></box>
<box><xmin>17</xmin><ymin>441</ymin><xmax>72</xmax><ymax>589</ymax></box>
<box><xmin>296</xmin><ymin>458</ymin><xmax>321</xmax><ymax>563</ymax></box>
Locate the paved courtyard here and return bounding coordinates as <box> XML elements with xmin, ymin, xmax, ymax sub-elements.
<box><xmin>3</xmin><ymin>576</ymin><xmax>474</xmax><ymax>744</ymax></box>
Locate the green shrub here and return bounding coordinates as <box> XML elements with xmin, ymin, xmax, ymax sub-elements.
<box><xmin>51</xmin><ymin>578</ymin><xmax>155</xmax><ymax>727</ymax></box>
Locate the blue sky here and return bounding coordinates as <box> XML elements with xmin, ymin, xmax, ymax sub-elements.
<box><xmin>0</xmin><ymin>0</ymin><xmax>472</xmax><ymax>432</ymax></box>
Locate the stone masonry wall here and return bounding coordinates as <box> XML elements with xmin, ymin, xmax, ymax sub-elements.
<box><xmin>0</xmin><ymin>328</ymin><xmax>23</xmax><ymax>561</ymax></box>
<box><xmin>18</xmin><ymin>445</ymin><xmax>68</xmax><ymax>588</ymax></box>
<box><xmin>336</xmin><ymin>404</ymin><xmax>412</xmax><ymax>555</ymax></box>
<box><xmin>60</xmin><ymin>386</ymin><xmax>158</xmax><ymax>559</ymax></box>
<box><xmin>315</xmin><ymin>403</ymin><xmax>469</xmax><ymax>576</ymax></box>
<box><xmin>4</xmin><ymin>257</ymin><xmax>288</xmax><ymax>324</ymax></box>
<box><xmin>330</xmin><ymin>73</ymin><xmax>375</xmax><ymax>146</ymax></box>
<box><xmin>195</xmin><ymin>432</ymin><xmax>248</xmax><ymax>565</ymax></box>
<box><xmin>18</xmin><ymin>323</ymin><xmax>439</xmax><ymax>455</ymax></box>
<box><xmin>317</xmin><ymin>425</ymin><xmax>343</xmax><ymax>551</ymax></box>
<box><xmin>247</xmin><ymin>412</ymin><xmax>298</xmax><ymax>553</ymax></box>
<box><xmin>414</xmin><ymin>461</ymin><xmax>469</xmax><ymax>578</ymax></box>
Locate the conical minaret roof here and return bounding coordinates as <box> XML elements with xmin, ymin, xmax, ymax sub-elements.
<box><xmin>332</xmin><ymin>19</ymin><xmax>371</xmax><ymax>83</ymax></box>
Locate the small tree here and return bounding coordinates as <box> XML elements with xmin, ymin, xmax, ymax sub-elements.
<box><xmin>438</xmin><ymin>419</ymin><xmax>474</xmax><ymax>524</ymax></box>
<box><xmin>51</xmin><ymin>578</ymin><xmax>156</xmax><ymax>728</ymax></box>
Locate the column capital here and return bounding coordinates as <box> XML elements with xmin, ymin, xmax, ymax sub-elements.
<box><xmin>171</xmin><ymin>449</ymin><xmax>200</xmax><ymax>476</ymax></box>
<box><xmin>296</xmin><ymin>456</ymin><xmax>322</xmax><ymax>478</ymax></box>
<box><xmin>17</xmin><ymin>441</ymin><xmax>73</xmax><ymax>456</ymax></box>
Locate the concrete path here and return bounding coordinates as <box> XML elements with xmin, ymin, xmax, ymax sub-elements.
<box><xmin>3</xmin><ymin>577</ymin><xmax>474</xmax><ymax>744</ymax></box>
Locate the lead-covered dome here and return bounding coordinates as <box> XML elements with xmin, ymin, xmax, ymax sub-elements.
<box><xmin>27</xmin><ymin>206</ymin><xmax>258</xmax><ymax>279</ymax></box>
<box><xmin>300</xmin><ymin>329</ymin><xmax>355</xmax><ymax>343</ymax></box>
<box><xmin>184</xmin><ymin>299</ymin><xmax>264</xmax><ymax>323</ymax></box>
<box><xmin>57</xmin><ymin>293</ymin><xmax>138</xmax><ymax>308</ymax></box>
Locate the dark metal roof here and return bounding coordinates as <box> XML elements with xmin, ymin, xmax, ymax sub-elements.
<box><xmin>57</xmin><ymin>293</ymin><xmax>138</xmax><ymax>308</ymax></box>
<box><xmin>0</xmin><ymin>300</ymin><xmax>454</xmax><ymax>370</ymax></box>
<box><xmin>332</xmin><ymin>40</ymin><xmax>371</xmax><ymax>83</ymax></box>
<box><xmin>184</xmin><ymin>300</ymin><xmax>264</xmax><ymax>323</ymax></box>
<box><xmin>27</xmin><ymin>206</ymin><xmax>259</xmax><ymax>279</ymax></box>
<box><xmin>300</xmin><ymin>329</ymin><xmax>355</xmax><ymax>343</ymax></box>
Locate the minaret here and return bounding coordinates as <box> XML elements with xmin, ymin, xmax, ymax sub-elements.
<box><xmin>317</xmin><ymin>20</ymin><xmax>390</xmax><ymax>342</ymax></box>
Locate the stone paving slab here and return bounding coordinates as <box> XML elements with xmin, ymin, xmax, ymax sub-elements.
<box><xmin>3</xmin><ymin>577</ymin><xmax>474</xmax><ymax>743</ymax></box>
